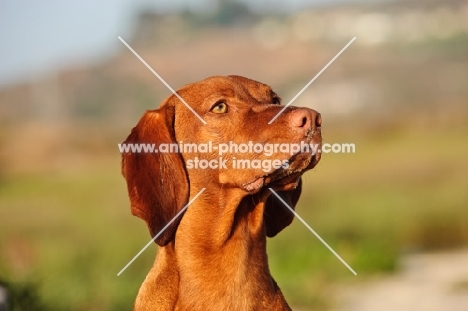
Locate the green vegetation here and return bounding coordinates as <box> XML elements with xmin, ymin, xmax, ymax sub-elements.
<box><xmin>0</xmin><ymin>124</ymin><xmax>467</xmax><ymax>310</ymax></box>
<box><xmin>269</xmin><ymin>124</ymin><xmax>468</xmax><ymax>308</ymax></box>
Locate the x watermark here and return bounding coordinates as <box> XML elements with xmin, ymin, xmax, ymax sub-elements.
<box><xmin>117</xmin><ymin>36</ymin><xmax>357</xmax><ymax>276</ymax></box>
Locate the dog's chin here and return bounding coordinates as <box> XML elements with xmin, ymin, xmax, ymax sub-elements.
<box><xmin>242</xmin><ymin>150</ymin><xmax>321</xmax><ymax>193</ymax></box>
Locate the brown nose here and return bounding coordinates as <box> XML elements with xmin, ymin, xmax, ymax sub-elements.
<box><xmin>290</xmin><ymin>108</ymin><xmax>321</xmax><ymax>129</ymax></box>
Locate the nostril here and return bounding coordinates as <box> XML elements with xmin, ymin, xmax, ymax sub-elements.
<box><xmin>316</xmin><ymin>113</ymin><xmax>322</xmax><ymax>127</ymax></box>
<box><xmin>290</xmin><ymin>110</ymin><xmax>311</xmax><ymax>128</ymax></box>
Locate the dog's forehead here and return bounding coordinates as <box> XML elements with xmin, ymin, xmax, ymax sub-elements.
<box><xmin>189</xmin><ymin>76</ymin><xmax>273</xmax><ymax>97</ymax></box>
<box><xmin>168</xmin><ymin>76</ymin><xmax>276</xmax><ymax>109</ymax></box>
<box><xmin>205</xmin><ymin>75</ymin><xmax>275</xmax><ymax>101</ymax></box>
<box><xmin>229</xmin><ymin>75</ymin><xmax>274</xmax><ymax>98</ymax></box>
<box><xmin>227</xmin><ymin>75</ymin><xmax>268</xmax><ymax>88</ymax></box>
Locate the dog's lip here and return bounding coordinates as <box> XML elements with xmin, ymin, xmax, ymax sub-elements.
<box><xmin>242</xmin><ymin>146</ymin><xmax>320</xmax><ymax>192</ymax></box>
<box><xmin>242</xmin><ymin>168</ymin><xmax>302</xmax><ymax>193</ymax></box>
<box><xmin>242</xmin><ymin>176</ymin><xmax>265</xmax><ymax>192</ymax></box>
<box><xmin>267</xmin><ymin>145</ymin><xmax>320</xmax><ymax>182</ymax></box>
<box><xmin>267</xmin><ymin>172</ymin><xmax>302</xmax><ymax>189</ymax></box>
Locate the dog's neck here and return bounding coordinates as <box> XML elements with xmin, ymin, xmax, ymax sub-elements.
<box><xmin>134</xmin><ymin>187</ymin><xmax>291</xmax><ymax>311</ymax></box>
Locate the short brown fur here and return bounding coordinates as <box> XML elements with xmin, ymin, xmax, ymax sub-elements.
<box><xmin>122</xmin><ymin>75</ymin><xmax>322</xmax><ymax>310</ymax></box>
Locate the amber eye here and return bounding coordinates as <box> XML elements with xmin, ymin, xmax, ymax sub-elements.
<box><xmin>272</xmin><ymin>97</ymin><xmax>281</xmax><ymax>105</ymax></box>
<box><xmin>211</xmin><ymin>102</ymin><xmax>228</xmax><ymax>114</ymax></box>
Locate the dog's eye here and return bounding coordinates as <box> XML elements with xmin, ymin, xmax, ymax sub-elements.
<box><xmin>211</xmin><ymin>102</ymin><xmax>228</xmax><ymax>114</ymax></box>
<box><xmin>272</xmin><ymin>97</ymin><xmax>281</xmax><ymax>105</ymax></box>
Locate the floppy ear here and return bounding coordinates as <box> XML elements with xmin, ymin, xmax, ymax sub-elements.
<box><xmin>264</xmin><ymin>179</ymin><xmax>302</xmax><ymax>237</ymax></box>
<box><xmin>121</xmin><ymin>104</ymin><xmax>189</xmax><ymax>246</ymax></box>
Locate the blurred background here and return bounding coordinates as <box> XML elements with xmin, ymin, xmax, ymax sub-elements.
<box><xmin>1</xmin><ymin>0</ymin><xmax>467</xmax><ymax>310</ymax></box>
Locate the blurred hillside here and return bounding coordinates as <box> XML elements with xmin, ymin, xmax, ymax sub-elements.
<box><xmin>1</xmin><ymin>1</ymin><xmax>468</xmax><ymax>310</ymax></box>
<box><xmin>1</xmin><ymin>0</ymin><xmax>467</xmax><ymax>175</ymax></box>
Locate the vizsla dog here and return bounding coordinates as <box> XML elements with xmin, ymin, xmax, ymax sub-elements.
<box><xmin>122</xmin><ymin>75</ymin><xmax>322</xmax><ymax>310</ymax></box>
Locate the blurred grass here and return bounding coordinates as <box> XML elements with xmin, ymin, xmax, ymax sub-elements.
<box><xmin>269</xmin><ymin>123</ymin><xmax>468</xmax><ymax>309</ymax></box>
<box><xmin>0</xmin><ymin>123</ymin><xmax>467</xmax><ymax>310</ymax></box>
<box><xmin>0</xmin><ymin>166</ymin><xmax>155</xmax><ymax>310</ymax></box>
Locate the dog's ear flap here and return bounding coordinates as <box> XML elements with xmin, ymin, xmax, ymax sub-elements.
<box><xmin>121</xmin><ymin>104</ymin><xmax>189</xmax><ymax>246</ymax></box>
<box><xmin>264</xmin><ymin>179</ymin><xmax>302</xmax><ymax>237</ymax></box>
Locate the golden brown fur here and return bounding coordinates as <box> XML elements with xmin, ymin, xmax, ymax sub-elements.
<box><xmin>122</xmin><ymin>75</ymin><xmax>322</xmax><ymax>310</ymax></box>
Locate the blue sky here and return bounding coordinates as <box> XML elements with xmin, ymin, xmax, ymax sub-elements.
<box><xmin>0</xmin><ymin>0</ymin><xmax>355</xmax><ymax>86</ymax></box>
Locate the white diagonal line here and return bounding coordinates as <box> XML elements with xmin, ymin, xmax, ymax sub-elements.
<box><xmin>268</xmin><ymin>37</ymin><xmax>356</xmax><ymax>124</ymax></box>
<box><xmin>117</xmin><ymin>188</ymin><xmax>206</xmax><ymax>276</ymax></box>
<box><xmin>118</xmin><ymin>36</ymin><xmax>207</xmax><ymax>124</ymax></box>
<box><xmin>268</xmin><ymin>188</ymin><xmax>357</xmax><ymax>275</ymax></box>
